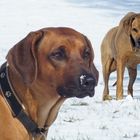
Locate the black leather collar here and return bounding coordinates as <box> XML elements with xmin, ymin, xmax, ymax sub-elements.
<box><xmin>0</xmin><ymin>62</ymin><xmax>48</xmax><ymax>137</ymax></box>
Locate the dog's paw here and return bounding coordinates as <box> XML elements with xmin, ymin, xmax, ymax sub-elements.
<box><xmin>103</xmin><ymin>94</ymin><xmax>112</xmax><ymax>101</ymax></box>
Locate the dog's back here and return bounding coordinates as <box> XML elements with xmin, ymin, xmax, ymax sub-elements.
<box><xmin>101</xmin><ymin>26</ymin><xmax>118</xmax><ymax>65</ymax></box>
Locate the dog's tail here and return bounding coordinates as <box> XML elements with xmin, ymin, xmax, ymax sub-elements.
<box><xmin>112</xmin><ymin>81</ymin><xmax>117</xmax><ymax>86</ymax></box>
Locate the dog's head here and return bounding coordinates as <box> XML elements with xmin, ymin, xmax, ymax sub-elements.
<box><xmin>7</xmin><ymin>27</ymin><xmax>98</xmax><ymax>98</ymax></box>
<box><xmin>123</xmin><ymin>12</ymin><xmax>140</xmax><ymax>48</ymax></box>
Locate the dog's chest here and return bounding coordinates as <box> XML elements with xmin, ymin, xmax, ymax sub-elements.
<box><xmin>127</xmin><ymin>49</ymin><xmax>140</xmax><ymax>65</ymax></box>
<box><xmin>134</xmin><ymin>52</ymin><xmax>140</xmax><ymax>58</ymax></box>
<box><xmin>133</xmin><ymin>48</ymin><xmax>140</xmax><ymax>58</ymax></box>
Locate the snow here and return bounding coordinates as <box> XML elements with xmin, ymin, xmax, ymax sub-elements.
<box><xmin>0</xmin><ymin>0</ymin><xmax>140</xmax><ymax>140</ymax></box>
<box><xmin>80</xmin><ymin>75</ymin><xmax>87</xmax><ymax>85</ymax></box>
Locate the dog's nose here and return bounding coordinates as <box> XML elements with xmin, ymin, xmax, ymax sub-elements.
<box><xmin>80</xmin><ymin>75</ymin><xmax>96</xmax><ymax>90</ymax></box>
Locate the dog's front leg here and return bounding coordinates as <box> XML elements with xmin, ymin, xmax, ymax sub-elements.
<box><xmin>116</xmin><ymin>58</ymin><xmax>125</xmax><ymax>100</ymax></box>
<box><xmin>127</xmin><ymin>67</ymin><xmax>137</xmax><ymax>97</ymax></box>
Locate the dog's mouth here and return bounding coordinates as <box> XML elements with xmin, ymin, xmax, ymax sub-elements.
<box><xmin>57</xmin><ymin>73</ymin><xmax>97</xmax><ymax>98</ymax></box>
<box><xmin>57</xmin><ymin>86</ymin><xmax>95</xmax><ymax>98</ymax></box>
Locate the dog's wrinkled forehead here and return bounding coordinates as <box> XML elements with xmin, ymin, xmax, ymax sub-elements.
<box><xmin>47</xmin><ymin>27</ymin><xmax>82</xmax><ymax>36</ymax></box>
<box><xmin>50</xmin><ymin>28</ymin><xmax>85</xmax><ymax>42</ymax></box>
<box><xmin>40</xmin><ymin>28</ymin><xmax>90</xmax><ymax>52</ymax></box>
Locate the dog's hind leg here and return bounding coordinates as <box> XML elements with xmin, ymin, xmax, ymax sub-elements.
<box><xmin>127</xmin><ymin>67</ymin><xmax>137</xmax><ymax>97</ymax></box>
<box><xmin>102</xmin><ymin>57</ymin><xmax>116</xmax><ymax>100</ymax></box>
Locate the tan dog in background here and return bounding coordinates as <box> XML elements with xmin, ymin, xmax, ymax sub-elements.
<box><xmin>0</xmin><ymin>27</ymin><xmax>98</xmax><ymax>140</ymax></box>
<box><xmin>101</xmin><ymin>12</ymin><xmax>140</xmax><ymax>100</ymax></box>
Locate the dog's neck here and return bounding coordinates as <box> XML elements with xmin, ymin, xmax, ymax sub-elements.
<box><xmin>8</xmin><ymin>66</ymin><xmax>66</xmax><ymax>139</ymax></box>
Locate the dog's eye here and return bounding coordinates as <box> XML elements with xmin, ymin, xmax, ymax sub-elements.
<box><xmin>83</xmin><ymin>48</ymin><xmax>90</xmax><ymax>60</ymax></box>
<box><xmin>50</xmin><ymin>47</ymin><xmax>66</xmax><ymax>60</ymax></box>
<box><xmin>132</xmin><ymin>28</ymin><xmax>138</xmax><ymax>33</ymax></box>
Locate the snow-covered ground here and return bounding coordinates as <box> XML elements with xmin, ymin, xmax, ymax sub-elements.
<box><xmin>0</xmin><ymin>0</ymin><xmax>140</xmax><ymax>140</ymax></box>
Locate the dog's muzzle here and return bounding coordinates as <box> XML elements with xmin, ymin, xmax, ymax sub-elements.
<box><xmin>57</xmin><ymin>73</ymin><xmax>96</xmax><ymax>98</ymax></box>
<box><xmin>131</xmin><ymin>36</ymin><xmax>140</xmax><ymax>49</ymax></box>
<box><xmin>137</xmin><ymin>39</ymin><xmax>140</xmax><ymax>46</ymax></box>
<box><xmin>135</xmin><ymin>38</ymin><xmax>140</xmax><ymax>48</ymax></box>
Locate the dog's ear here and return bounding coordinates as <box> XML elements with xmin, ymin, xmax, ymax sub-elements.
<box><xmin>122</xmin><ymin>12</ymin><xmax>137</xmax><ymax>35</ymax></box>
<box><xmin>6</xmin><ymin>30</ymin><xmax>44</xmax><ymax>86</ymax></box>
<box><xmin>83</xmin><ymin>35</ymin><xmax>99</xmax><ymax>84</ymax></box>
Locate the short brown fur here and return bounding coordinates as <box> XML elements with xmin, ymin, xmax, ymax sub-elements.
<box><xmin>0</xmin><ymin>27</ymin><xmax>98</xmax><ymax>140</ymax></box>
<box><xmin>101</xmin><ymin>12</ymin><xmax>140</xmax><ymax>100</ymax></box>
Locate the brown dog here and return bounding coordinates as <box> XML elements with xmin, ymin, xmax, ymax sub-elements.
<box><xmin>0</xmin><ymin>27</ymin><xmax>98</xmax><ymax>140</ymax></box>
<box><xmin>101</xmin><ymin>12</ymin><xmax>140</xmax><ymax>100</ymax></box>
